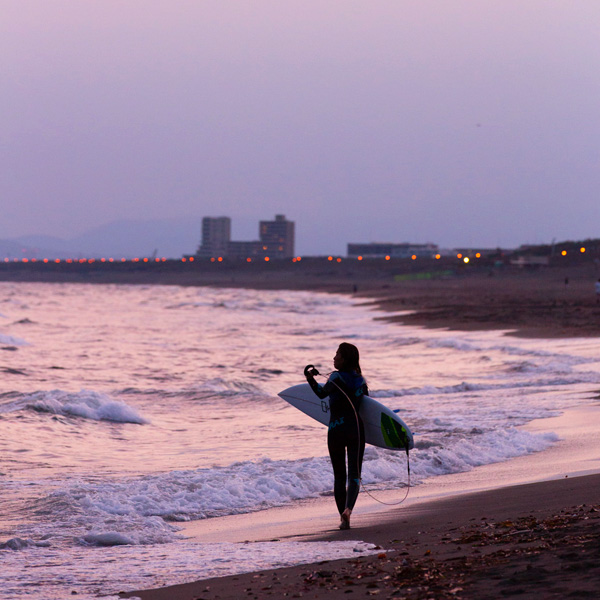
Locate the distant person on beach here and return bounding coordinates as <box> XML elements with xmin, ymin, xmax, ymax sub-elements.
<box><xmin>304</xmin><ymin>342</ymin><xmax>368</xmax><ymax>530</ymax></box>
<box><xmin>596</xmin><ymin>279</ymin><xmax>600</xmax><ymax>304</ymax></box>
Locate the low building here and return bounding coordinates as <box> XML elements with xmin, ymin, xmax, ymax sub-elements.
<box><xmin>227</xmin><ymin>240</ymin><xmax>264</xmax><ymax>259</ymax></box>
<box><xmin>347</xmin><ymin>242</ymin><xmax>438</xmax><ymax>259</ymax></box>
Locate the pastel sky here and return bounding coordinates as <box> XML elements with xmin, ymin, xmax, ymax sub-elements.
<box><xmin>2</xmin><ymin>1</ymin><xmax>599</xmax><ymax>255</ymax></box>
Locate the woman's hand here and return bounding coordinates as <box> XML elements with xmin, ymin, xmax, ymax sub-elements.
<box><xmin>304</xmin><ymin>364</ymin><xmax>319</xmax><ymax>378</ymax></box>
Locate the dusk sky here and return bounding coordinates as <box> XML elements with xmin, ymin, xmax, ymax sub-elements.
<box><xmin>2</xmin><ymin>1</ymin><xmax>599</xmax><ymax>256</ymax></box>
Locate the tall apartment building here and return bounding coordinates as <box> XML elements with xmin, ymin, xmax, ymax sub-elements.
<box><xmin>197</xmin><ymin>217</ymin><xmax>231</xmax><ymax>258</ymax></box>
<box><xmin>259</xmin><ymin>214</ymin><xmax>295</xmax><ymax>259</ymax></box>
<box><xmin>196</xmin><ymin>214</ymin><xmax>295</xmax><ymax>259</ymax></box>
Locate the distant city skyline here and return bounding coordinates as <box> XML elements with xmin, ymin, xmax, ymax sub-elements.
<box><xmin>2</xmin><ymin>2</ymin><xmax>599</xmax><ymax>255</ymax></box>
<box><xmin>1</xmin><ymin>212</ymin><xmax>597</xmax><ymax>262</ymax></box>
<box><xmin>198</xmin><ymin>214</ymin><xmax>295</xmax><ymax>259</ymax></box>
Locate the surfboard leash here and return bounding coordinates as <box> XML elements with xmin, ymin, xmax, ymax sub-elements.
<box><xmin>321</xmin><ymin>370</ymin><xmax>411</xmax><ymax>507</ymax></box>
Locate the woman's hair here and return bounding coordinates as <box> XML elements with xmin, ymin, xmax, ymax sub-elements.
<box><xmin>337</xmin><ymin>342</ymin><xmax>362</xmax><ymax>374</ymax></box>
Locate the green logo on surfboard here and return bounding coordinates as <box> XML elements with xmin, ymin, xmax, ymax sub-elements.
<box><xmin>381</xmin><ymin>414</ymin><xmax>409</xmax><ymax>449</ymax></box>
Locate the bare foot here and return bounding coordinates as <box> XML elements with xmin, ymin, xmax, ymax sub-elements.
<box><xmin>339</xmin><ymin>509</ymin><xmax>351</xmax><ymax>530</ymax></box>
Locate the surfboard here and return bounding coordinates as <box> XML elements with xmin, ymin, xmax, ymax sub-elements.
<box><xmin>277</xmin><ymin>383</ymin><xmax>414</xmax><ymax>452</ymax></box>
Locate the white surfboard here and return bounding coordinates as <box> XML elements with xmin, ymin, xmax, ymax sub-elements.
<box><xmin>278</xmin><ymin>383</ymin><xmax>414</xmax><ymax>452</ymax></box>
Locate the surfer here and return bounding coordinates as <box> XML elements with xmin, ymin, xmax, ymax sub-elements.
<box><xmin>304</xmin><ymin>342</ymin><xmax>368</xmax><ymax>530</ymax></box>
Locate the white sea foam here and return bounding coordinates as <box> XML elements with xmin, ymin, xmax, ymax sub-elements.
<box><xmin>0</xmin><ymin>333</ymin><xmax>28</xmax><ymax>346</ymax></box>
<box><xmin>80</xmin><ymin>532</ymin><xmax>136</xmax><ymax>546</ymax></box>
<box><xmin>0</xmin><ymin>537</ymin><xmax>51</xmax><ymax>550</ymax></box>
<box><xmin>203</xmin><ymin>378</ymin><xmax>264</xmax><ymax>395</ymax></box>
<box><xmin>19</xmin><ymin>424</ymin><xmax>558</xmax><ymax>548</ymax></box>
<box><xmin>426</xmin><ymin>337</ymin><xmax>481</xmax><ymax>352</ymax></box>
<box><xmin>0</xmin><ymin>539</ymin><xmax>380</xmax><ymax>600</ymax></box>
<box><xmin>25</xmin><ymin>390</ymin><xmax>148</xmax><ymax>424</ymax></box>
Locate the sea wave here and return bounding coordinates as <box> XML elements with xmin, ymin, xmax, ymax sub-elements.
<box><xmin>0</xmin><ymin>333</ymin><xmax>29</xmax><ymax>347</ymax></box>
<box><xmin>372</xmin><ymin>372</ymin><xmax>600</xmax><ymax>399</ymax></box>
<box><xmin>24</xmin><ymin>389</ymin><xmax>148</xmax><ymax>424</ymax></box>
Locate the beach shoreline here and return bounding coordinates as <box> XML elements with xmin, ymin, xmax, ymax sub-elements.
<box><xmin>118</xmin><ymin>400</ymin><xmax>600</xmax><ymax>599</ymax></box>
<box><xmin>2</xmin><ymin>260</ymin><xmax>600</xmax><ymax>338</ymax></box>
<box><xmin>120</xmin><ymin>473</ymin><xmax>600</xmax><ymax>600</ymax></box>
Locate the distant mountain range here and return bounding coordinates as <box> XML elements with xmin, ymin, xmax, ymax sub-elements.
<box><xmin>0</xmin><ymin>218</ymin><xmax>206</xmax><ymax>260</ymax></box>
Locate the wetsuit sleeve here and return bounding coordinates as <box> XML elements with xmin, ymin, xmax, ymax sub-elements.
<box><xmin>305</xmin><ymin>372</ymin><xmax>338</xmax><ymax>399</ymax></box>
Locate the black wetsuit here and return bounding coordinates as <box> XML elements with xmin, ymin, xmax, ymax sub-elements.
<box><xmin>306</xmin><ymin>370</ymin><xmax>368</xmax><ymax>514</ymax></box>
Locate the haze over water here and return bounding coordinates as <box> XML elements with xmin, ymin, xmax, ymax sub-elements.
<box><xmin>1</xmin><ymin>282</ymin><xmax>599</xmax><ymax>598</ymax></box>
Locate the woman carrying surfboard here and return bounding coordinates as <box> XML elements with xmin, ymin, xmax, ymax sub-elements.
<box><xmin>304</xmin><ymin>342</ymin><xmax>368</xmax><ymax>530</ymax></box>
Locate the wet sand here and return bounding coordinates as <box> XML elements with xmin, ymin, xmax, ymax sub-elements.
<box><xmin>118</xmin><ymin>402</ymin><xmax>600</xmax><ymax>599</ymax></box>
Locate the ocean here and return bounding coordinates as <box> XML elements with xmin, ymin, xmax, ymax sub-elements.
<box><xmin>1</xmin><ymin>282</ymin><xmax>599</xmax><ymax>599</ymax></box>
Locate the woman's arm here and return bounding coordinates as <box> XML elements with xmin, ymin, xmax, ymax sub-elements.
<box><xmin>304</xmin><ymin>365</ymin><xmax>336</xmax><ymax>399</ymax></box>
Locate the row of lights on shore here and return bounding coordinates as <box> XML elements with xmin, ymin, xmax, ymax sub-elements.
<box><xmin>3</xmin><ymin>247</ymin><xmax>590</xmax><ymax>265</ymax></box>
<box><xmin>3</xmin><ymin>257</ymin><xmax>171</xmax><ymax>264</ymax></box>
<box><xmin>206</xmin><ymin>256</ymin><xmax>304</xmax><ymax>263</ymax></box>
